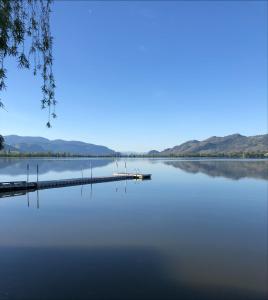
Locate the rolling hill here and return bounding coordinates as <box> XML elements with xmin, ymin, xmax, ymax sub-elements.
<box><xmin>3</xmin><ymin>135</ymin><xmax>116</xmax><ymax>156</ymax></box>
<box><xmin>150</xmin><ymin>134</ymin><xmax>268</xmax><ymax>156</ymax></box>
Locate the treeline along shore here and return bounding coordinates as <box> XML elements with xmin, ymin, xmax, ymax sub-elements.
<box><xmin>0</xmin><ymin>151</ymin><xmax>267</xmax><ymax>159</ymax></box>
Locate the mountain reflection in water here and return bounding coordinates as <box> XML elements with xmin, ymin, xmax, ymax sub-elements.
<box><xmin>0</xmin><ymin>158</ymin><xmax>267</xmax><ymax>300</ymax></box>
<box><xmin>0</xmin><ymin>158</ymin><xmax>113</xmax><ymax>175</ymax></box>
<box><xmin>164</xmin><ymin>160</ymin><xmax>268</xmax><ymax>180</ymax></box>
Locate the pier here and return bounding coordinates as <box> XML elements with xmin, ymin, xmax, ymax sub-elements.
<box><xmin>0</xmin><ymin>173</ymin><xmax>151</xmax><ymax>195</ymax></box>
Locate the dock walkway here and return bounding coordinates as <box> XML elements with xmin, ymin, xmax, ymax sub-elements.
<box><xmin>0</xmin><ymin>173</ymin><xmax>151</xmax><ymax>194</ymax></box>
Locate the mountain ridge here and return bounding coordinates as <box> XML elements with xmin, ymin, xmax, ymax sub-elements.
<box><xmin>3</xmin><ymin>135</ymin><xmax>116</xmax><ymax>156</ymax></box>
<box><xmin>148</xmin><ymin>134</ymin><xmax>268</xmax><ymax>156</ymax></box>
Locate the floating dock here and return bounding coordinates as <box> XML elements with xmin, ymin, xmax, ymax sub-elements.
<box><xmin>113</xmin><ymin>173</ymin><xmax>151</xmax><ymax>180</ymax></box>
<box><xmin>0</xmin><ymin>173</ymin><xmax>151</xmax><ymax>194</ymax></box>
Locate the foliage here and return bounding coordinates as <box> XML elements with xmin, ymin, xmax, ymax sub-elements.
<box><xmin>143</xmin><ymin>152</ymin><xmax>268</xmax><ymax>159</ymax></box>
<box><xmin>0</xmin><ymin>151</ymin><xmax>116</xmax><ymax>158</ymax></box>
<box><xmin>0</xmin><ymin>149</ymin><xmax>267</xmax><ymax>158</ymax></box>
<box><xmin>0</xmin><ymin>0</ymin><xmax>56</xmax><ymax>127</ymax></box>
<box><xmin>0</xmin><ymin>134</ymin><xmax>3</xmax><ymax>150</ymax></box>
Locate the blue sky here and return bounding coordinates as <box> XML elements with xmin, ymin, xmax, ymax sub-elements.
<box><xmin>0</xmin><ymin>0</ymin><xmax>267</xmax><ymax>152</ymax></box>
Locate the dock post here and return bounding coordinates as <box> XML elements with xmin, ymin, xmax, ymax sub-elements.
<box><xmin>36</xmin><ymin>189</ymin><xmax>39</xmax><ymax>209</ymax></box>
<box><xmin>90</xmin><ymin>160</ymin><xmax>93</xmax><ymax>197</ymax></box>
<box><xmin>36</xmin><ymin>164</ymin><xmax>39</xmax><ymax>184</ymax></box>
<box><xmin>116</xmin><ymin>159</ymin><xmax>118</xmax><ymax>173</ymax></box>
<box><xmin>27</xmin><ymin>164</ymin><xmax>29</xmax><ymax>184</ymax></box>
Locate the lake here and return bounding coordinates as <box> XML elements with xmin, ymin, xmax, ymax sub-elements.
<box><xmin>0</xmin><ymin>158</ymin><xmax>267</xmax><ymax>300</ymax></box>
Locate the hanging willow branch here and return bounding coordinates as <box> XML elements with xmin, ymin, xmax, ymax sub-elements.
<box><xmin>0</xmin><ymin>0</ymin><xmax>56</xmax><ymax>127</ymax></box>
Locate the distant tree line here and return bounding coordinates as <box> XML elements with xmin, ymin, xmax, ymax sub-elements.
<box><xmin>0</xmin><ymin>134</ymin><xmax>3</xmax><ymax>150</ymax></box>
<box><xmin>0</xmin><ymin>150</ymin><xmax>118</xmax><ymax>158</ymax></box>
<box><xmin>128</xmin><ymin>152</ymin><xmax>268</xmax><ymax>159</ymax></box>
<box><xmin>0</xmin><ymin>149</ymin><xmax>267</xmax><ymax>159</ymax></box>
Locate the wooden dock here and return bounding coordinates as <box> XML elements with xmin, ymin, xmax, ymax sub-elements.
<box><xmin>0</xmin><ymin>173</ymin><xmax>151</xmax><ymax>194</ymax></box>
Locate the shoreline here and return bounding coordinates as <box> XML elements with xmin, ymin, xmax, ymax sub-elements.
<box><xmin>0</xmin><ymin>154</ymin><xmax>267</xmax><ymax>159</ymax></box>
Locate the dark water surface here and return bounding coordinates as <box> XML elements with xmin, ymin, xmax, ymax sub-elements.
<box><xmin>0</xmin><ymin>158</ymin><xmax>267</xmax><ymax>300</ymax></box>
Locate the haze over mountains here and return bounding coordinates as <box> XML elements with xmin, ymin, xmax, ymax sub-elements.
<box><xmin>149</xmin><ymin>134</ymin><xmax>268</xmax><ymax>155</ymax></box>
<box><xmin>3</xmin><ymin>135</ymin><xmax>116</xmax><ymax>156</ymax></box>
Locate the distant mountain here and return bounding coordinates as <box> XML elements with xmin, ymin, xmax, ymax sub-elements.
<box><xmin>149</xmin><ymin>134</ymin><xmax>268</xmax><ymax>155</ymax></box>
<box><xmin>2</xmin><ymin>143</ymin><xmax>18</xmax><ymax>152</ymax></box>
<box><xmin>148</xmin><ymin>150</ymin><xmax>160</xmax><ymax>155</ymax></box>
<box><xmin>3</xmin><ymin>135</ymin><xmax>116</xmax><ymax>156</ymax></box>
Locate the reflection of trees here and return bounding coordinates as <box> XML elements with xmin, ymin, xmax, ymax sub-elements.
<box><xmin>0</xmin><ymin>158</ymin><xmax>113</xmax><ymax>175</ymax></box>
<box><xmin>165</xmin><ymin>160</ymin><xmax>268</xmax><ymax>181</ymax></box>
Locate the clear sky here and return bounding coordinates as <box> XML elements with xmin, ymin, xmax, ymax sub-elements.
<box><xmin>0</xmin><ymin>0</ymin><xmax>267</xmax><ymax>152</ymax></box>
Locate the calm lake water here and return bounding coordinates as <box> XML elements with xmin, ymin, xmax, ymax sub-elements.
<box><xmin>0</xmin><ymin>158</ymin><xmax>267</xmax><ymax>300</ymax></box>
